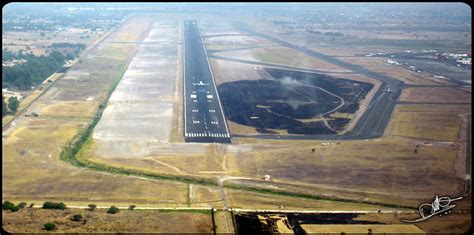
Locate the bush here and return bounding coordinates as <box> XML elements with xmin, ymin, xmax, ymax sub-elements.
<box><xmin>44</xmin><ymin>222</ymin><xmax>56</xmax><ymax>231</ymax></box>
<box><xmin>2</xmin><ymin>201</ymin><xmax>15</xmax><ymax>210</ymax></box>
<box><xmin>88</xmin><ymin>204</ymin><xmax>97</xmax><ymax>211</ymax></box>
<box><xmin>2</xmin><ymin>201</ymin><xmax>20</xmax><ymax>212</ymax></box>
<box><xmin>70</xmin><ymin>214</ymin><xmax>83</xmax><ymax>222</ymax></box>
<box><xmin>18</xmin><ymin>202</ymin><xmax>27</xmax><ymax>209</ymax></box>
<box><xmin>42</xmin><ymin>201</ymin><xmax>66</xmax><ymax>210</ymax></box>
<box><xmin>107</xmin><ymin>206</ymin><xmax>119</xmax><ymax>214</ymax></box>
<box><xmin>128</xmin><ymin>205</ymin><xmax>136</xmax><ymax>210</ymax></box>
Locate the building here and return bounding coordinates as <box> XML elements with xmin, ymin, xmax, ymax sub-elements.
<box><xmin>2</xmin><ymin>88</ymin><xmax>23</xmax><ymax>100</ymax></box>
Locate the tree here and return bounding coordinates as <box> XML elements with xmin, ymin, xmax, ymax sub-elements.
<box><xmin>2</xmin><ymin>96</ymin><xmax>7</xmax><ymax>117</ymax></box>
<box><xmin>18</xmin><ymin>202</ymin><xmax>27</xmax><ymax>209</ymax></box>
<box><xmin>44</xmin><ymin>222</ymin><xmax>56</xmax><ymax>231</ymax></box>
<box><xmin>70</xmin><ymin>214</ymin><xmax>83</xmax><ymax>222</ymax></box>
<box><xmin>88</xmin><ymin>204</ymin><xmax>97</xmax><ymax>211</ymax></box>
<box><xmin>107</xmin><ymin>206</ymin><xmax>119</xmax><ymax>214</ymax></box>
<box><xmin>2</xmin><ymin>201</ymin><xmax>15</xmax><ymax>210</ymax></box>
<box><xmin>42</xmin><ymin>201</ymin><xmax>66</xmax><ymax>210</ymax></box>
<box><xmin>8</xmin><ymin>97</ymin><xmax>19</xmax><ymax>113</ymax></box>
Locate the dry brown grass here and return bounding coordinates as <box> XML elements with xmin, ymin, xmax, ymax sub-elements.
<box><xmin>2</xmin><ymin>16</ymin><xmax>198</xmax><ymax>208</ymax></box>
<box><xmin>225</xmin><ymin>137</ymin><xmax>463</xmax><ymax>203</ymax></box>
<box><xmin>335</xmin><ymin>56</ymin><xmax>445</xmax><ymax>85</ymax></box>
<box><xmin>2</xmin><ymin>29</ymin><xmax>98</xmax><ymax>55</ymax></box>
<box><xmin>2</xmin><ymin>208</ymin><xmax>212</xmax><ymax>233</ymax></box>
<box><xmin>250</xmin><ymin>46</ymin><xmax>351</xmax><ymax>72</ymax></box>
<box><xmin>226</xmin><ymin>189</ymin><xmax>403</xmax><ymax>211</ymax></box>
<box><xmin>39</xmin><ymin>101</ymin><xmax>99</xmax><ymax>119</ymax></box>
<box><xmin>388</xmin><ymin>110</ymin><xmax>462</xmax><ymax>141</ymax></box>
<box><xmin>386</xmin><ymin>104</ymin><xmax>470</xmax><ymax>141</ymax></box>
<box><xmin>309</xmin><ymin>46</ymin><xmax>403</xmax><ymax>57</ymax></box>
<box><xmin>215</xmin><ymin>211</ymin><xmax>235</xmax><ymax>233</ymax></box>
<box><xmin>404</xmin><ymin>211</ymin><xmax>472</xmax><ymax>234</ymax></box>
<box><xmin>400</xmin><ymin>87</ymin><xmax>472</xmax><ymax>103</ymax></box>
<box><xmin>301</xmin><ymin>224</ymin><xmax>425</xmax><ymax>234</ymax></box>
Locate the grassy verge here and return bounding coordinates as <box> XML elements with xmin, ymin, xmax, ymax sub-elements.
<box><xmin>129</xmin><ymin>208</ymin><xmax>212</xmax><ymax>215</ymax></box>
<box><xmin>225</xmin><ymin>185</ymin><xmax>417</xmax><ymax>210</ymax></box>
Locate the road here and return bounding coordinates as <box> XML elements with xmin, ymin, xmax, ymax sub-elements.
<box><xmin>231</xmin><ymin>21</ymin><xmax>405</xmax><ymax>140</ymax></box>
<box><xmin>183</xmin><ymin>20</ymin><xmax>231</xmax><ymax>143</ymax></box>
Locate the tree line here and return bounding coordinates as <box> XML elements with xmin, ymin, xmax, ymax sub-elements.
<box><xmin>2</xmin><ymin>49</ymin><xmax>68</xmax><ymax>90</ymax></box>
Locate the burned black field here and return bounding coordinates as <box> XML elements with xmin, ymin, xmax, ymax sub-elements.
<box><xmin>234</xmin><ymin>212</ymin><xmax>383</xmax><ymax>235</ymax></box>
<box><xmin>218</xmin><ymin>68</ymin><xmax>373</xmax><ymax>135</ymax></box>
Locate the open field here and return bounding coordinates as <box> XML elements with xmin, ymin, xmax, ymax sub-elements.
<box><xmin>2</xmin><ymin>208</ymin><xmax>213</xmax><ymax>233</ymax></box>
<box><xmin>2</xmin><ymin>72</ymin><xmax>64</xmax><ymax>127</ymax></box>
<box><xmin>250</xmin><ymin>46</ymin><xmax>352</xmax><ymax>72</ymax></box>
<box><xmin>334</xmin><ymin>56</ymin><xmax>447</xmax><ymax>85</ymax></box>
<box><xmin>225</xmin><ymin>189</ymin><xmax>406</xmax><ymax>211</ymax></box>
<box><xmin>301</xmin><ymin>224</ymin><xmax>425</xmax><ymax>234</ymax></box>
<box><xmin>2</xmin><ymin>28</ymin><xmax>100</xmax><ymax>55</ymax></box>
<box><xmin>400</xmin><ymin>87</ymin><xmax>472</xmax><ymax>103</ymax></box>
<box><xmin>387</xmin><ymin>105</ymin><xmax>467</xmax><ymax>141</ymax></box>
<box><xmin>79</xmin><ymin>134</ymin><xmax>463</xmax><ymax>207</ymax></box>
<box><xmin>2</xmin><ymin>16</ymin><xmax>203</xmax><ymax>208</ymax></box>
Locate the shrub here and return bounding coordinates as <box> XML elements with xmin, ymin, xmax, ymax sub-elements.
<box><xmin>10</xmin><ymin>206</ymin><xmax>19</xmax><ymax>212</ymax></box>
<box><xmin>107</xmin><ymin>206</ymin><xmax>119</xmax><ymax>214</ymax></box>
<box><xmin>70</xmin><ymin>214</ymin><xmax>83</xmax><ymax>222</ymax></box>
<box><xmin>42</xmin><ymin>201</ymin><xmax>66</xmax><ymax>210</ymax></box>
<box><xmin>88</xmin><ymin>204</ymin><xmax>97</xmax><ymax>211</ymax></box>
<box><xmin>128</xmin><ymin>205</ymin><xmax>136</xmax><ymax>210</ymax></box>
<box><xmin>2</xmin><ymin>201</ymin><xmax>19</xmax><ymax>212</ymax></box>
<box><xmin>2</xmin><ymin>201</ymin><xmax>15</xmax><ymax>210</ymax></box>
<box><xmin>44</xmin><ymin>222</ymin><xmax>56</xmax><ymax>231</ymax></box>
<box><xmin>18</xmin><ymin>202</ymin><xmax>27</xmax><ymax>209</ymax></box>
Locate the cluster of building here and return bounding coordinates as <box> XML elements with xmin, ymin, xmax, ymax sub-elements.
<box><xmin>441</xmin><ymin>53</ymin><xmax>472</xmax><ymax>65</ymax></box>
<box><xmin>2</xmin><ymin>59</ymin><xmax>27</xmax><ymax>67</ymax></box>
<box><xmin>365</xmin><ymin>52</ymin><xmax>387</xmax><ymax>57</ymax></box>
<box><xmin>385</xmin><ymin>59</ymin><xmax>400</xmax><ymax>65</ymax></box>
<box><xmin>433</xmin><ymin>75</ymin><xmax>449</xmax><ymax>81</ymax></box>
<box><xmin>2</xmin><ymin>88</ymin><xmax>23</xmax><ymax>100</ymax></box>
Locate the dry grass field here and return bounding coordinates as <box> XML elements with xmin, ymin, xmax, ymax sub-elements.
<box><xmin>2</xmin><ymin>16</ymin><xmax>197</xmax><ymax>208</ymax></box>
<box><xmin>225</xmin><ymin>189</ymin><xmax>404</xmax><ymax>211</ymax></box>
<box><xmin>2</xmin><ymin>208</ymin><xmax>213</xmax><ymax>233</ymax></box>
<box><xmin>2</xmin><ymin>29</ymin><xmax>99</xmax><ymax>55</ymax></box>
<box><xmin>251</xmin><ymin>46</ymin><xmax>351</xmax><ymax>72</ymax></box>
<box><xmin>400</xmin><ymin>87</ymin><xmax>472</xmax><ymax>103</ymax></box>
<box><xmin>335</xmin><ymin>56</ymin><xmax>445</xmax><ymax>85</ymax></box>
<box><xmin>301</xmin><ymin>224</ymin><xmax>425</xmax><ymax>234</ymax></box>
<box><xmin>387</xmin><ymin>106</ymin><xmax>466</xmax><ymax>141</ymax></box>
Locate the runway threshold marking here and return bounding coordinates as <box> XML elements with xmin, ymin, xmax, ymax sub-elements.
<box><xmin>183</xmin><ymin>20</ymin><xmax>232</xmax><ymax>143</ymax></box>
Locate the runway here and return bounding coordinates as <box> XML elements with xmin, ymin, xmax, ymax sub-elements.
<box><xmin>183</xmin><ymin>20</ymin><xmax>231</xmax><ymax>143</ymax></box>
